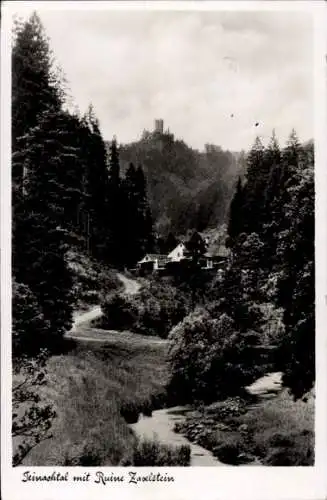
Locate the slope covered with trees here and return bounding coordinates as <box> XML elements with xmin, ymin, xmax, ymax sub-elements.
<box><xmin>12</xmin><ymin>13</ymin><xmax>155</xmax><ymax>355</ymax></box>
<box><xmin>168</xmin><ymin>131</ymin><xmax>314</xmax><ymax>405</ymax></box>
<box><xmin>116</xmin><ymin>132</ymin><xmax>244</xmax><ymax>236</ymax></box>
<box><xmin>11</xmin><ymin>12</ymin><xmax>154</xmax><ymax>464</ymax></box>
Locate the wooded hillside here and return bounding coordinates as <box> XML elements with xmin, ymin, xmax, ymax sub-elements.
<box><xmin>108</xmin><ymin>129</ymin><xmax>245</xmax><ymax>236</ymax></box>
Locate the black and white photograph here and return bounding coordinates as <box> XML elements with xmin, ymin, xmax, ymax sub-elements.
<box><xmin>1</xmin><ymin>0</ymin><xmax>326</xmax><ymax>498</ymax></box>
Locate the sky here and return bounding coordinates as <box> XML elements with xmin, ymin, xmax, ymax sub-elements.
<box><xmin>12</xmin><ymin>5</ymin><xmax>314</xmax><ymax>151</ymax></box>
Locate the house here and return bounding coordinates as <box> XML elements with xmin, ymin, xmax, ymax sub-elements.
<box><xmin>136</xmin><ymin>233</ymin><xmax>230</xmax><ymax>274</ymax></box>
<box><xmin>167</xmin><ymin>242</ymin><xmax>187</xmax><ymax>262</ymax></box>
<box><xmin>137</xmin><ymin>253</ymin><xmax>170</xmax><ymax>272</ymax></box>
<box><xmin>203</xmin><ymin>245</ymin><xmax>230</xmax><ymax>270</ymax></box>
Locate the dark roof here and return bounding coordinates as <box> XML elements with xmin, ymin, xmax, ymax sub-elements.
<box><xmin>139</xmin><ymin>253</ymin><xmax>169</xmax><ymax>262</ymax></box>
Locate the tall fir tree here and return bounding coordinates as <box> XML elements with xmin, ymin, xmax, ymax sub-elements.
<box><xmin>12</xmin><ymin>12</ymin><xmax>62</xmax><ymax>195</ymax></box>
<box><xmin>13</xmin><ymin>111</ymin><xmax>78</xmax><ymax>344</ymax></box>
<box><xmin>12</xmin><ymin>14</ymin><xmax>75</xmax><ymax>350</ymax></box>
<box><xmin>242</xmin><ymin>136</ymin><xmax>266</xmax><ymax>234</ymax></box>
<box><xmin>80</xmin><ymin>105</ymin><xmax>110</xmax><ymax>258</ymax></box>
<box><xmin>134</xmin><ymin>165</ymin><xmax>155</xmax><ymax>258</ymax></box>
<box><xmin>227</xmin><ymin>176</ymin><xmax>245</xmax><ymax>246</ymax></box>
<box><xmin>121</xmin><ymin>163</ymin><xmax>154</xmax><ymax>266</ymax></box>
<box><xmin>260</xmin><ymin>130</ymin><xmax>282</xmax><ymax>269</ymax></box>
<box><xmin>107</xmin><ymin>137</ymin><xmax>123</xmax><ymax>265</ymax></box>
<box><xmin>275</xmin><ymin>143</ymin><xmax>314</xmax><ymax>398</ymax></box>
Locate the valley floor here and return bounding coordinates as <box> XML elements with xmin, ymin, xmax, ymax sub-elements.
<box><xmin>23</xmin><ymin>322</ymin><xmax>314</xmax><ymax>466</ymax></box>
<box><xmin>21</xmin><ymin>275</ymin><xmax>314</xmax><ymax>467</ymax></box>
<box><xmin>24</xmin><ymin>328</ymin><xmax>169</xmax><ymax>466</ymax></box>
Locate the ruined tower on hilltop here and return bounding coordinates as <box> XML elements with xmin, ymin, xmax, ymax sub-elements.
<box><xmin>154</xmin><ymin>119</ymin><xmax>164</xmax><ymax>134</ymax></box>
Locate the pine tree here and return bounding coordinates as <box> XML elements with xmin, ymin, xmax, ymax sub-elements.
<box><xmin>12</xmin><ymin>15</ymin><xmax>75</xmax><ymax>350</ymax></box>
<box><xmin>13</xmin><ymin>111</ymin><xmax>76</xmax><ymax>344</ymax></box>
<box><xmin>242</xmin><ymin>136</ymin><xmax>266</xmax><ymax>234</ymax></box>
<box><xmin>80</xmin><ymin>105</ymin><xmax>110</xmax><ymax>259</ymax></box>
<box><xmin>121</xmin><ymin>163</ymin><xmax>154</xmax><ymax>266</ymax></box>
<box><xmin>275</xmin><ymin>144</ymin><xmax>314</xmax><ymax>398</ymax></box>
<box><xmin>227</xmin><ymin>176</ymin><xmax>245</xmax><ymax>246</ymax></box>
<box><xmin>134</xmin><ymin>165</ymin><xmax>154</xmax><ymax>258</ymax></box>
<box><xmin>260</xmin><ymin>131</ymin><xmax>282</xmax><ymax>269</ymax></box>
<box><xmin>106</xmin><ymin>137</ymin><xmax>123</xmax><ymax>265</ymax></box>
<box><xmin>12</xmin><ymin>12</ymin><xmax>62</xmax><ymax>194</ymax></box>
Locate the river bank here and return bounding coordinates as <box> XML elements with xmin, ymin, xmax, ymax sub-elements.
<box><xmin>129</xmin><ymin>372</ymin><xmax>314</xmax><ymax>467</ymax></box>
<box><xmin>130</xmin><ymin>407</ymin><xmax>222</xmax><ymax>466</ymax></box>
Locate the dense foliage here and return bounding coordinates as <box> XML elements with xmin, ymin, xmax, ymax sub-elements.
<box><xmin>11</xmin><ymin>12</ymin><xmax>154</xmax><ymax>465</ymax></box>
<box><xmin>168</xmin><ymin>309</ymin><xmax>263</xmax><ymax>404</ymax></box>
<box><xmin>167</xmin><ymin>132</ymin><xmax>314</xmax><ymax>403</ymax></box>
<box><xmin>101</xmin><ymin>279</ymin><xmax>191</xmax><ymax>338</ymax></box>
<box><xmin>118</xmin><ymin>134</ymin><xmax>244</xmax><ymax>236</ymax></box>
<box><xmin>225</xmin><ymin>133</ymin><xmax>314</xmax><ymax>399</ymax></box>
<box><xmin>12</xmin><ymin>350</ymin><xmax>56</xmax><ymax>466</ymax></box>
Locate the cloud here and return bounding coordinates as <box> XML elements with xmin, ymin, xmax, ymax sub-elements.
<box><xmin>12</xmin><ymin>7</ymin><xmax>313</xmax><ymax>151</ymax></box>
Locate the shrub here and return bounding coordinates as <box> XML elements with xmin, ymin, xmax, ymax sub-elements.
<box><xmin>120</xmin><ymin>401</ymin><xmax>140</xmax><ymax>424</ymax></box>
<box><xmin>12</xmin><ymin>280</ymin><xmax>49</xmax><ymax>357</ymax></box>
<box><xmin>133</xmin><ymin>280</ymin><xmax>190</xmax><ymax>338</ymax></box>
<box><xmin>213</xmin><ymin>443</ymin><xmax>242</xmax><ymax>465</ymax></box>
<box><xmin>101</xmin><ymin>293</ymin><xmax>137</xmax><ymax>330</ymax></box>
<box><xmin>132</xmin><ymin>438</ymin><xmax>191</xmax><ymax>466</ymax></box>
<box><xmin>100</xmin><ymin>279</ymin><xmax>190</xmax><ymax>338</ymax></box>
<box><xmin>264</xmin><ymin>430</ymin><xmax>314</xmax><ymax>466</ymax></box>
<box><xmin>167</xmin><ymin>309</ymin><xmax>263</xmax><ymax>404</ymax></box>
<box><xmin>141</xmin><ymin>399</ymin><xmax>153</xmax><ymax>417</ymax></box>
<box><xmin>12</xmin><ymin>350</ymin><xmax>56</xmax><ymax>466</ymax></box>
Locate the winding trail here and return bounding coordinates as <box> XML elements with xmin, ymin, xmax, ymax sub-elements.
<box><xmin>68</xmin><ymin>272</ymin><xmax>141</xmax><ymax>337</ymax></box>
<box><xmin>66</xmin><ymin>272</ymin><xmax>283</xmax><ymax>467</ymax></box>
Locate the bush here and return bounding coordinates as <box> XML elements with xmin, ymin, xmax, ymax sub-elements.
<box><xmin>101</xmin><ymin>293</ymin><xmax>137</xmax><ymax>330</ymax></box>
<box><xmin>100</xmin><ymin>279</ymin><xmax>190</xmax><ymax>338</ymax></box>
<box><xmin>120</xmin><ymin>401</ymin><xmax>140</xmax><ymax>424</ymax></box>
<box><xmin>12</xmin><ymin>280</ymin><xmax>49</xmax><ymax>357</ymax></box>
<box><xmin>133</xmin><ymin>280</ymin><xmax>190</xmax><ymax>338</ymax></box>
<box><xmin>167</xmin><ymin>309</ymin><xmax>263</xmax><ymax>404</ymax></box>
<box><xmin>63</xmin><ymin>444</ymin><xmax>103</xmax><ymax>466</ymax></box>
<box><xmin>132</xmin><ymin>438</ymin><xmax>191</xmax><ymax>466</ymax></box>
<box><xmin>12</xmin><ymin>350</ymin><xmax>56</xmax><ymax>466</ymax></box>
<box><xmin>264</xmin><ymin>429</ymin><xmax>314</xmax><ymax>466</ymax></box>
<box><xmin>213</xmin><ymin>443</ymin><xmax>243</xmax><ymax>465</ymax></box>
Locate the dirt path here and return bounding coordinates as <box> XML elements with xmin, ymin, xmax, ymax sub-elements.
<box><xmin>68</xmin><ymin>273</ymin><xmax>142</xmax><ymax>337</ymax></box>
<box><xmin>116</xmin><ymin>273</ymin><xmax>141</xmax><ymax>295</ymax></box>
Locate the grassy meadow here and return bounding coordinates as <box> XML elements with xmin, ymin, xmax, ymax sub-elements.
<box><xmin>19</xmin><ymin>324</ymin><xmax>314</xmax><ymax>467</ymax></box>
<box><xmin>23</xmin><ymin>329</ymin><xmax>170</xmax><ymax>466</ymax></box>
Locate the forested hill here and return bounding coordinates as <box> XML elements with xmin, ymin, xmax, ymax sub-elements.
<box><xmin>106</xmin><ymin>129</ymin><xmax>245</xmax><ymax>236</ymax></box>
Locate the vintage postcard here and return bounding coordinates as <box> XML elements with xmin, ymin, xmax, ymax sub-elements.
<box><xmin>1</xmin><ymin>1</ymin><xmax>326</xmax><ymax>499</ymax></box>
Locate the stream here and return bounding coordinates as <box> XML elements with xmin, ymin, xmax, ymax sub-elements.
<box><xmin>129</xmin><ymin>373</ymin><xmax>282</xmax><ymax>467</ymax></box>
<box><xmin>129</xmin><ymin>406</ymin><xmax>223</xmax><ymax>466</ymax></box>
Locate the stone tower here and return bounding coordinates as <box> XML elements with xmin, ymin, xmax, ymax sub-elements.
<box><xmin>154</xmin><ymin>119</ymin><xmax>164</xmax><ymax>134</ymax></box>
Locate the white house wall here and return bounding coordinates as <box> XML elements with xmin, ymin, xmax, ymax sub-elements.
<box><xmin>168</xmin><ymin>243</ymin><xmax>186</xmax><ymax>262</ymax></box>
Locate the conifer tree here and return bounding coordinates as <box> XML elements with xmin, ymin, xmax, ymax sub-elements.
<box><xmin>13</xmin><ymin>111</ymin><xmax>76</xmax><ymax>343</ymax></box>
<box><xmin>242</xmin><ymin>136</ymin><xmax>266</xmax><ymax>234</ymax></box>
<box><xmin>106</xmin><ymin>137</ymin><xmax>123</xmax><ymax>265</ymax></box>
<box><xmin>12</xmin><ymin>12</ymin><xmax>62</xmax><ymax>194</ymax></box>
<box><xmin>260</xmin><ymin>131</ymin><xmax>282</xmax><ymax>268</ymax></box>
<box><xmin>121</xmin><ymin>163</ymin><xmax>154</xmax><ymax>266</ymax></box>
<box><xmin>12</xmin><ymin>14</ymin><xmax>75</xmax><ymax>349</ymax></box>
<box><xmin>134</xmin><ymin>165</ymin><xmax>154</xmax><ymax>257</ymax></box>
<box><xmin>275</xmin><ymin>143</ymin><xmax>314</xmax><ymax>398</ymax></box>
<box><xmin>80</xmin><ymin>105</ymin><xmax>110</xmax><ymax>258</ymax></box>
<box><xmin>227</xmin><ymin>176</ymin><xmax>245</xmax><ymax>245</ymax></box>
